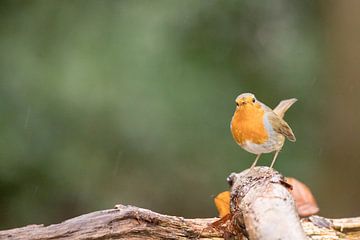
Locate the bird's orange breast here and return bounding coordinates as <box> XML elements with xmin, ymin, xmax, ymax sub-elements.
<box><xmin>231</xmin><ymin>104</ymin><xmax>268</xmax><ymax>145</ymax></box>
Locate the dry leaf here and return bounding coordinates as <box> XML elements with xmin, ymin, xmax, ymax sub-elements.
<box><xmin>214</xmin><ymin>191</ymin><xmax>230</xmax><ymax>217</ymax></box>
<box><xmin>214</xmin><ymin>177</ymin><xmax>318</xmax><ymax>218</ymax></box>
<box><xmin>286</xmin><ymin>177</ymin><xmax>319</xmax><ymax>217</ymax></box>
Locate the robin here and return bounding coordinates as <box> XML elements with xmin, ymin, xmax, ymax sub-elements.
<box><xmin>230</xmin><ymin>93</ymin><xmax>297</xmax><ymax>168</ymax></box>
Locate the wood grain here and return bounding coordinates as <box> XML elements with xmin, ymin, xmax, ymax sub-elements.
<box><xmin>1</xmin><ymin>167</ymin><xmax>359</xmax><ymax>239</ymax></box>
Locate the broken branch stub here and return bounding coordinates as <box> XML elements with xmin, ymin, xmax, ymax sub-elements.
<box><xmin>228</xmin><ymin>167</ymin><xmax>307</xmax><ymax>240</ymax></box>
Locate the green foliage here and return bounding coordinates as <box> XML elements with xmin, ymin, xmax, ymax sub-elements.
<box><xmin>0</xmin><ymin>1</ymin><xmax>323</xmax><ymax>229</ymax></box>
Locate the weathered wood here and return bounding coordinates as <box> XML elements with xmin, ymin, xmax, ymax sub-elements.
<box><xmin>0</xmin><ymin>205</ymin><xmax>222</xmax><ymax>240</ymax></box>
<box><xmin>1</xmin><ymin>167</ymin><xmax>359</xmax><ymax>239</ymax></box>
<box><xmin>228</xmin><ymin>167</ymin><xmax>307</xmax><ymax>239</ymax></box>
<box><xmin>0</xmin><ymin>205</ymin><xmax>360</xmax><ymax>239</ymax></box>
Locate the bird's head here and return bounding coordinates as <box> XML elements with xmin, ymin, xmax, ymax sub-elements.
<box><xmin>235</xmin><ymin>93</ymin><xmax>257</xmax><ymax>108</ymax></box>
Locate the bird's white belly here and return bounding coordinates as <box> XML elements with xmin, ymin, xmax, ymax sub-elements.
<box><xmin>241</xmin><ymin>141</ymin><xmax>273</xmax><ymax>154</ymax></box>
<box><xmin>241</xmin><ymin>134</ymin><xmax>285</xmax><ymax>155</ymax></box>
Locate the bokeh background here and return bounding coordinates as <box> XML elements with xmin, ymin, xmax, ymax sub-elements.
<box><xmin>1</xmin><ymin>0</ymin><xmax>360</xmax><ymax>230</ymax></box>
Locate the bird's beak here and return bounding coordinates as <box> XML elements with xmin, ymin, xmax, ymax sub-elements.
<box><xmin>236</xmin><ymin>98</ymin><xmax>247</xmax><ymax>107</ymax></box>
<box><xmin>236</xmin><ymin>101</ymin><xmax>245</xmax><ymax>107</ymax></box>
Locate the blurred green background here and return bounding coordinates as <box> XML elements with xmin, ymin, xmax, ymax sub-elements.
<box><xmin>1</xmin><ymin>0</ymin><xmax>360</xmax><ymax>230</ymax></box>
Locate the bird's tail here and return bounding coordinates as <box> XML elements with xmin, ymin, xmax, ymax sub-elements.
<box><xmin>273</xmin><ymin>98</ymin><xmax>297</xmax><ymax>119</ymax></box>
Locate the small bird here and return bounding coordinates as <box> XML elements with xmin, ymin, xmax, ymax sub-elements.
<box><xmin>230</xmin><ymin>93</ymin><xmax>297</xmax><ymax>168</ymax></box>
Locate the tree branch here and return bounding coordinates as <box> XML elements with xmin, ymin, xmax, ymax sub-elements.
<box><xmin>1</xmin><ymin>167</ymin><xmax>359</xmax><ymax>239</ymax></box>
<box><xmin>227</xmin><ymin>167</ymin><xmax>307</xmax><ymax>239</ymax></box>
<box><xmin>0</xmin><ymin>204</ymin><xmax>222</xmax><ymax>240</ymax></box>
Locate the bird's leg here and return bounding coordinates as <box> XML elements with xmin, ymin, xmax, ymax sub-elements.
<box><xmin>250</xmin><ymin>154</ymin><xmax>261</xmax><ymax>169</ymax></box>
<box><xmin>270</xmin><ymin>150</ymin><xmax>280</xmax><ymax>168</ymax></box>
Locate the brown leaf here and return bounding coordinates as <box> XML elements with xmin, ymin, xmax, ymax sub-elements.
<box><xmin>286</xmin><ymin>177</ymin><xmax>319</xmax><ymax>217</ymax></box>
<box><xmin>210</xmin><ymin>213</ymin><xmax>231</xmax><ymax>228</ymax></box>
<box><xmin>214</xmin><ymin>178</ymin><xmax>318</xmax><ymax>218</ymax></box>
<box><xmin>214</xmin><ymin>191</ymin><xmax>230</xmax><ymax>218</ymax></box>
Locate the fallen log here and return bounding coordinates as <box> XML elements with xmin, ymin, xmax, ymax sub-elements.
<box><xmin>0</xmin><ymin>167</ymin><xmax>359</xmax><ymax>240</ymax></box>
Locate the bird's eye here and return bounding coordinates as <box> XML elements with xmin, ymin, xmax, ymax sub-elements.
<box><xmin>252</xmin><ymin>98</ymin><xmax>255</xmax><ymax>103</ymax></box>
<box><xmin>236</xmin><ymin>102</ymin><xmax>239</xmax><ymax>106</ymax></box>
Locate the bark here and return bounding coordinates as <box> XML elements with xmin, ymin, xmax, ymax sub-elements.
<box><xmin>0</xmin><ymin>167</ymin><xmax>359</xmax><ymax>240</ymax></box>
<box><xmin>0</xmin><ymin>205</ymin><xmax>221</xmax><ymax>240</ymax></box>
<box><xmin>227</xmin><ymin>167</ymin><xmax>307</xmax><ymax>239</ymax></box>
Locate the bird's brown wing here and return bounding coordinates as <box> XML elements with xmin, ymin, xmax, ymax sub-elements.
<box><xmin>268</xmin><ymin>112</ymin><xmax>296</xmax><ymax>142</ymax></box>
<box><xmin>273</xmin><ymin>98</ymin><xmax>297</xmax><ymax>119</ymax></box>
